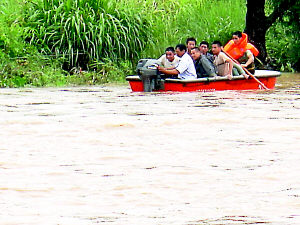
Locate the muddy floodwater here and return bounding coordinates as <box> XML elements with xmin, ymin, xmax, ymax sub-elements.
<box><xmin>1</xmin><ymin>73</ymin><xmax>300</xmax><ymax>225</ymax></box>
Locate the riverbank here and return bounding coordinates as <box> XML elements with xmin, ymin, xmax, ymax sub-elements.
<box><xmin>1</xmin><ymin>0</ymin><xmax>298</xmax><ymax>88</ymax></box>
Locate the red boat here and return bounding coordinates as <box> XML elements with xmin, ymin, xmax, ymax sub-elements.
<box><xmin>126</xmin><ymin>70</ymin><xmax>281</xmax><ymax>92</ymax></box>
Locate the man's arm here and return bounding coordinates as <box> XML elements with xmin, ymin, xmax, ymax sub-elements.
<box><xmin>220</xmin><ymin>52</ymin><xmax>233</xmax><ymax>80</ymax></box>
<box><xmin>158</xmin><ymin>66</ymin><xmax>179</xmax><ymax>75</ymax></box>
<box><xmin>224</xmin><ymin>58</ymin><xmax>233</xmax><ymax>80</ymax></box>
<box><xmin>241</xmin><ymin>50</ymin><xmax>254</xmax><ymax>68</ymax></box>
<box><xmin>164</xmin><ymin>66</ymin><xmax>176</xmax><ymax>70</ymax></box>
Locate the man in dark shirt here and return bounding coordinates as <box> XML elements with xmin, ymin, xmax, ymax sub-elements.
<box><xmin>199</xmin><ymin>41</ymin><xmax>214</xmax><ymax>63</ymax></box>
<box><xmin>191</xmin><ymin>43</ymin><xmax>216</xmax><ymax>78</ymax></box>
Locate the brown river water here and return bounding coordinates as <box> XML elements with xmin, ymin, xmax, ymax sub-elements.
<box><xmin>1</xmin><ymin>73</ymin><xmax>300</xmax><ymax>225</ymax></box>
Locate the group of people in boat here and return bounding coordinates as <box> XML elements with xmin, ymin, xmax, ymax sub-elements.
<box><xmin>156</xmin><ymin>31</ymin><xmax>259</xmax><ymax>80</ymax></box>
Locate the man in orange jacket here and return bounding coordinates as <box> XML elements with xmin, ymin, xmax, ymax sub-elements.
<box><xmin>224</xmin><ymin>31</ymin><xmax>259</xmax><ymax>73</ymax></box>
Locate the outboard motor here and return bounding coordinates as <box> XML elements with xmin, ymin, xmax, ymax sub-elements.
<box><xmin>136</xmin><ymin>59</ymin><xmax>164</xmax><ymax>92</ymax></box>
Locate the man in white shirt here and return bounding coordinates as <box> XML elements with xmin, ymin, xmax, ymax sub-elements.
<box><xmin>158</xmin><ymin>44</ymin><xmax>197</xmax><ymax>79</ymax></box>
<box><xmin>157</xmin><ymin>47</ymin><xmax>180</xmax><ymax>69</ymax></box>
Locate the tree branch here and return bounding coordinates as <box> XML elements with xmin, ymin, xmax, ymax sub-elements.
<box><xmin>266</xmin><ymin>0</ymin><xmax>297</xmax><ymax>28</ymax></box>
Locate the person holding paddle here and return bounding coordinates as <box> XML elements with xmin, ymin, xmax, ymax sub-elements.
<box><xmin>224</xmin><ymin>31</ymin><xmax>259</xmax><ymax>73</ymax></box>
<box><xmin>222</xmin><ymin>32</ymin><xmax>269</xmax><ymax>90</ymax></box>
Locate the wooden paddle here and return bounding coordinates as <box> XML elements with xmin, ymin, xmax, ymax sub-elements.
<box><xmin>222</xmin><ymin>50</ymin><xmax>269</xmax><ymax>90</ymax></box>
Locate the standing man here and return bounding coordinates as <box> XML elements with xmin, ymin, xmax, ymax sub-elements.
<box><xmin>157</xmin><ymin>47</ymin><xmax>180</xmax><ymax>69</ymax></box>
<box><xmin>158</xmin><ymin>44</ymin><xmax>196</xmax><ymax>80</ymax></box>
<box><xmin>186</xmin><ymin>37</ymin><xmax>197</xmax><ymax>56</ymax></box>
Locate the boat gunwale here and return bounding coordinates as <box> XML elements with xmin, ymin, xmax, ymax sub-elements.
<box><xmin>126</xmin><ymin>70</ymin><xmax>281</xmax><ymax>83</ymax></box>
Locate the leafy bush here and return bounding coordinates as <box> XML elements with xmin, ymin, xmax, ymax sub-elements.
<box><xmin>0</xmin><ymin>53</ymin><xmax>68</xmax><ymax>87</ymax></box>
<box><xmin>266</xmin><ymin>24</ymin><xmax>299</xmax><ymax>72</ymax></box>
<box><xmin>0</xmin><ymin>0</ymin><xmax>27</xmax><ymax>57</ymax></box>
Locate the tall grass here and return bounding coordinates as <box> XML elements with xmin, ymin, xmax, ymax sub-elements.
<box><xmin>139</xmin><ymin>0</ymin><xmax>246</xmax><ymax>58</ymax></box>
<box><xmin>24</xmin><ymin>0</ymin><xmax>153</xmax><ymax>68</ymax></box>
<box><xmin>23</xmin><ymin>0</ymin><xmax>246</xmax><ymax>65</ymax></box>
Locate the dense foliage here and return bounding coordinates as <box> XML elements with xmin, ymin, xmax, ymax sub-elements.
<box><xmin>0</xmin><ymin>0</ymin><xmax>298</xmax><ymax>87</ymax></box>
<box><xmin>265</xmin><ymin>0</ymin><xmax>299</xmax><ymax>71</ymax></box>
<box><xmin>245</xmin><ymin>0</ymin><xmax>299</xmax><ymax>71</ymax></box>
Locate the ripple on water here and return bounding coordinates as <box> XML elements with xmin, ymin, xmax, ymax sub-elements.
<box><xmin>3</xmin><ymin>105</ymin><xmax>18</xmax><ymax>108</ymax></box>
<box><xmin>25</xmin><ymin>102</ymin><xmax>52</xmax><ymax>105</ymax></box>
<box><xmin>59</xmin><ymin>88</ymin><xmax>103</xmax><ymax>93</ymax></box>
<box><xmin>193</xmin><ymin>103</ymin><xmax>221</xmax><ymax>108</ymax></box>
<box><xmin>188</xmin><ymin>215</ymin><xmax>270</xmax><ymax>224</ymax></box>
<box><xmin>104</xmin><ymin>123</ymin><xmax>135</xmax><ymax>128</ymax></box>
<box><xmin>127</xmin><ymin>112</ymin><xmax>153</xmax><ymax>116</ymax></box>
<box><xmin>85</xmin><ymin>216</ymin><xmax>120</xmax><ymax>223</ymax></box>
<box><xmin>38</xmin><ymin>113</ymin><xmax>56</xmax><ymax>117</ymax></box>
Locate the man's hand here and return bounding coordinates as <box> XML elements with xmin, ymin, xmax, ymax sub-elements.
<box><xmin>157</xmin><ymin>66</ymin><xmax>165</xmax><ymax>73</ymax></box>
<box><xmin>226</xmin><ymin>74</ymin><xmax>233</xmax><ymax>80</ymax></box>
<box><xmin>243</xmin><ymin>74</ymin><xmax>249</xmax><ymax>79</ymax></box>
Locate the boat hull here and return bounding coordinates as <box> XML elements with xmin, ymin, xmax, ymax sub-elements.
<box><xmin>126</xmin><ymin>70</ymin><xmax>281</xmax><ymax>92</ymax></box>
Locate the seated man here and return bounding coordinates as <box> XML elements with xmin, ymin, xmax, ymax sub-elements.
<box><xmin>190</xmin><ymin>43</ymin><xmax>217</xmax><ymax>78</ymax></box>
<box><xmin>158</xmin><ymin>44</ymin><xmax>196</xmax><ymax>79</ymax></box>
<box><xmin>186</xmin><ymin>37</ymin><xmax>197</xmax><ymax>56</ymax></box>
<box><xmin>199</xmin><ymin>41</ymin><xmax>214</xmax><ymax>62</ymax></box>
<box><xmin>211</xmin><ymin>41</ymin><xmax>247</xmax><ymax>80</ymax></box>
<box><xmin>224</xmin><ymin>31</ymin><xmax>259</xmax><ymax>73</ymax></box>
<box><xmin>157</xmin><ymin>46</ymin><xmax>180</xmax><ymax>69</ymax></box>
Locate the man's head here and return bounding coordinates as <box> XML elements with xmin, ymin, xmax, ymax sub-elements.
<box><xmin>211</xmin><ymin>41</ymin><xmax>222</xmax><ymax>55</ymax></box>
<box><xmin>232</xmin><ymin>31</ymin><xmax>243</xmax><ymax>45</ymax></box>
<box><xmin>199</xmin><ymin>41</ymin><xmax>209</xmax><ymax>54</ymax></box>
<box><xmin>175</xmin><ymin>44</ymin><xmax>187</xmax><ymax>57</ymax></box>
<box><xmin>190</xmin><ymin>47</ymin><xmax>201</xmax><ymax>61</ymax></box>
<box><xmin>186</xmin><ymin>37</ymin><xmax>196</xmax><ymax>53</ymax></box>
<box><xmin>165</xmin><ymin>46</ymin><xmax>176</xmax><ymax>62</ymax></box>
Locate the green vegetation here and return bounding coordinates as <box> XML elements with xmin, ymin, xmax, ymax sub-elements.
<box><xmin>266</xmin><ymin>23</ymin><xmax>299</xmax><ymax>72</ymax></box>
<box><xmin>0</xmin><ymin>0</ymin><xmax>298</xmax><ymax>87</ymax></box>
<box><xmin>265</xmin><ymin>0</ymin><xmax>299</xmax><ymax>72</ymax></box>
<box><xmin>139</xmin><ymin>0</ymin><xmax>246</xmax><ymax>58</ymax></box>
<box><xmin>25</xmin><ymin>0</ymin><xmax>152</xmax><ymax>67</ymax></box>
